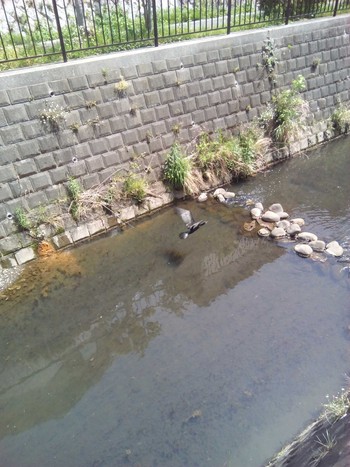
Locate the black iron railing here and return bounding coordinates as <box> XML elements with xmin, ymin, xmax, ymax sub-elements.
<box><xmin>0</xmin><ymin>0</ymin><xmax>349</xmax><ymax>69</ymax></box>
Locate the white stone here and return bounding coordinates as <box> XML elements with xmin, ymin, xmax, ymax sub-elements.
<box><xmin>213</xmin><ymin>188</ymin><xmax>226</xmax><ymax>197</ymax></box>
<box><xmin>295</xmin><ymin>243</ymin><xmax>313</xmax><ymax>258</ymax></box>
<box><xmin>296</xmin><ymin>232</ymin><xmax>318</xmax><ymax>243</ymax></box>
<box><xmin>197</xmin><ymin>193</ymin><xmax>208</xmax><ymax>202</ymax></box>
<box><xmin>270</xmin><ymin>227</ymin><xmax>286</xmax><ymax>238</ymax></box>
<box><xmin>258</xmin><ymin>228</ymin><xmax>271</xmax><ymax>237</ymax></box>
<box><xmin>223</xmin><ymin>191</ymin><xmax>236</xmax><ymax>199</ymax></box>
<box><xmin>276</xmin><ymin>220</ymin><xmax>290</xmax><ymax>229</ymax></box>
<box><xmin>286</xmin><ymin>223</ymin><xmax>301</xmax><ymax>237</ymax></box>
<box><xmin>217</xmin><ymin>193</ymin><xmax>226</xmax><ymax>203</ymax></box>
<box><xmin>250</xmin><ymin>207</ymin><xmax>262</xmax><ymax>219</ymax></box>
<box><xmin>279</xmin><ymin>212</ymin><xmax>289</xmax><ymax>219</ymax></box>
<box><xmin>309</xmin><ymin>240</ymin><xmax>326</xmax><ymax>252</ymax></box>
<box><xmin>291</xmin><ymin>218</ymin><xmax>305</xmax><ymax>227</ymax></box>
<box><xmin>268</xmin><ymin>203</ymin><xmax>283</xmax><ymax>213</ymax></box>
<box><xmin>262</xmin><ymin>210</ymin><xmax>280</xmax><ymax>222</ymax></box>
<box><xmin>255</xmin><ymin>202</ymin><xmax>264</xmax><ymax>211</ymax></box>
<box><xmin>326</xmin><ymin>241</ymin><xmax>344</xmax><ymax>257</ymax></box>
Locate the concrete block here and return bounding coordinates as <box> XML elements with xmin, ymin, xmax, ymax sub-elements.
<box><xmin>155</xmin><ymin>105</ymin><xmax>170</xmax><ymax>120</ymax></box>
<box><xmin>70</xmin><ymin>225</ymin><xmax>90</xmax><ymax>243</ymax></box>
<box><xmin>200</xmin><ymin>79</ymin><xmax>213</xmax><ymax>94</ymax></box>
<box><xmin>137</xmin><ymin>62</ymin><xmax>153</xmax><ymax>76</ymax></box>
<box><xmin>52</xmin><ymin>231</ymin><xmax>73</xmax><ymax>249</ymax></box>
<box><xmin>187</xmin><ymin>82</ymin><xmax>201</xmax><ymax>97</ymax></box>
<box><xmin>110</xmin><ymin>116</ymin><xmax>127</xmax><ymax>133</ymax></box>
<box><xmin>203</xmin><ymin>63</ymin><xmax>217</xmax><ymax>78</ymax></box>
<box><xmin>87</xmin><ymin>219</ymin><xmax>105</xmax><ymax>236</ymax></box>
<box><xmin>68</xmin><ymin>75</ymin><xmax>89</xmax><ymax>91</ymax></box>
<box><xmin>67</xmin><ymin>160</ymin><xmax>87</xmax><ymax>177</ymax></box>
<box><xmin>39</xmin><ymin>134</ymin><xmax>60</xmax><ymax>153</ymax></box>
<box><xmin>82</xmin><ymin>173</ymin><xmax>100</xmax><ymax>190</ymax></box>
<box><xmin>242</xmin><ymin>82</ymin><xmax>254</xmax><ymax>96</ymax></box>
<box><xmin>86</xmin><ymin>73</ymin><xmax>106</xmax><ymax>88</ymax></box>
<box><xmin>89</xmin><ymin>139</ymin><xmax>108</xmax><ymax>156</ymax></box>
<box><xmin>232</xmin><ymin>45</ymin><xmax>243</xmax><ymax>57</ymax></box>
<box><xmin>190</xmin><ymin>66</ymin><xmax>204</xmax><ymax>81</ymax></box>
<box><xmin>86</xmin><ymin>156</ymin><xmax>105</xmax><ymax>173</ymax></box>
<box><xmin>0</xmin><ymin>185</ymin><xmax>13</xmax><ymax>202</ymax></box>
<box><xmin>208</xmin><ymin>91</ymin><xmax>221</xmax><ymax>106</ymax></box>
<box><xmin>122</xmin><ymin>129</ymin><xmax>140</xmax><ymax>146</ymax></box>
<box><xmin>0</xmin><ymin>145</ymin><xmax>20</xmax><ymax>164</ymax></box>
<box><xmin>159</xmin><ymin>88</ymin><xmax>174</xmax><ymax>104</ymax></box>
<box><xmin>36</xmin><ymin>154</ymin><xmax>57</xmax><ymax>171</ymax></box>
<box><xmin>26</xmin><ymin>191</ymin><xmax>48</xmax><ymax>209</ymax></box>
<box><xmin>8</xmin><ymin>86</ymin><xmax>31</xmax><ymax>104</ymax></box>
<box><xmin>119</xmin><ymin>205</ymin><xmax>136</xmax><ymax>221</ymax></box>
<box><xmin>57</xmin><ymin>130</ymin><xmax>76</xmax><ymax>149</ymax></box>
<box><xmin>133</xmin><ymin>141</ymin><xmax>149</xmax><ymax>155</ymax></box>
<box><xmin>45</xmin><ymin>185</ymin><xmax>64</xmax><ymax>202</ymax></box>
<box><xmin>49</xmin><ymin>79</ymin><xmax>70</xmax><ymax>95</ymax></box>
<box><xmin>192</xmin><ymin>110</ymin><xmax>205</xmax><ymax>124</ymax></box>
<box><xmin>0</xmin><ymin>90</ymin><xmax>10</xmax><ymax>107</ymax></box>
<box><xmin>183</xmin><ymin>98</ymin><xmax>197</xmax><ymax>113</ymax></box>
<box><xmin>195</xmin><ymin>94</ymin><xmax>209</xmax><ymax>109</ymax></box>
<box><xmin>176</xmin><ymin>68</ymin><xmax>191</xmax><ymax>84</ymax></box>
<box><xmin>76</xmin><ymin>124</ymin><xmax>94</xmax><ymax>143</ymax></box>
<box><xmin>102</xmin><ymin>215</ymin><xmax>119</xmax><ymax>230</ymax></box>
<box><xmin>102</xmin><ymin>152</ymin><xmax>120</xmax><ymax>168</ymax></box>
<box><xmin>0</xmin><ymin>164</ymin><xmax>16</xmax><ymax>183</ymax></box>
<box><xmin>235</xmin><ymin>70</ymin><xmax>247</xmax><ymax>84</ymax></box>
<box><xmin>169</xmin><ymin>101</ymin><xmax>183</xmax><ymax>117</ymax></box>
<box><xmin>30</xmin><ymin>172</ymin><xmax>52</xmax><ymax>191</ymax></box>
<box><xmin>4</xmin><ymin>105</ymin><xmax>28</xmax><ymax>124</ymax></box>
<box><xmin>194</xmin><ymin>52</ymin><xmax>207</xmax><ymax>65</ymax></box>
<box><xmin>148</xmin><ymin>75</ymin><xmax>165</xmax><ymax>91</ymax></box>
<box><xmin>1</xmin><ymin>126</ymin><xmax>25</xmax><ymax>144</ymax></box>
<box><xmin>140</xmin><ymin>108</ymin><xmax>156</xmax><ymax>124</ymax></box>
<box><xmin>106</xmin><ymin>133</ymin><xmax>123</xmax><ymax>150</ymax></box>
<box><xmin>0</xmin><ymin>235</ymin><xmax>23</xmax><ymax>255</ymax></box>
<box><xmin>149</xmin><ymin>138</ymin><xmax>163</xmax><ymax>153</ymax></box>
<box><xmin>14</xmin><ymin>247</ymin><xmax>35</xmax><ymax>265</ymax></box>
<box><xmin>15</xmin><ymin>159</ymin><xmax>37</xmax><ymax>178</ymax></box>
<box><xmin>145</xmin><ymin>91</ymin><xmax>161</xmax><ymax>107</ymax></box>
<box><xmin>97</xmin><ymin>102</ymin><xmax>115</xmax><ymax>119</ymax></box>
<box><xmin>217</xmin><ymin>103</ymin><xmax>229</xmax><ymax>117</ymax></box>
<box><xmin>166</xmin><ymin>57</ymin><xmax>182</xmax><ymax>70</ymax></box>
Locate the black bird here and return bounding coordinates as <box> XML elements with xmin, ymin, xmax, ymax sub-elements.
<box><xmin>175</xmin><ymin>207</ymin><xmax>207</xmax><ymax>239</ymax></box>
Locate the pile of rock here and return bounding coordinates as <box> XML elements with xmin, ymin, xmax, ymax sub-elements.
<box><xmin>248</xmin><ymin>202</ymin><xmax>344</xmax><ymax>259</ymax></box>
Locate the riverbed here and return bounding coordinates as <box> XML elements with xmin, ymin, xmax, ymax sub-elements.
<box><xmin>0</xmin><ymin>137</ymin><xmax>349</xmax><ymax>467</ymax></box>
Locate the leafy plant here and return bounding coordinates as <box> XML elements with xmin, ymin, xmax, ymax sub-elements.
<box><xmin>123</xmin><ymin>173</ymin><xmax>148</xmax><ymax>203</ymax></box>
<box><xmin>262</xmin><ymin>37</ymin><xmax>278</xmax><ymax>83</ymax></box>
<box><xmin>67</xmin><ymin>177</ymin><xmax>82</xmax><ymax>220</ymax></box>
<box><xmin>40</xmin><ymin>101</ymin><xmax>67</xmax><ymax>132</ymax></box>
<box><xmin>115</xmin><ymin>75</ymin><xmax>129</xmax><ymax>97</ymax></box>
<box><xmin>330</xmin><ymin>103</ymin><xmax>350</xmax><ymax>134</ymax></box>
<box><xmin>311</xmin><ymin>57</ymin><xmax>321</xmax><ymax>71</ymax></box>
<box><xmin>323</xmin><ymin>389</ymin><xmax>349</xmax><ymax>422</ymax></box>
<box><xmin>266</xmin><ymin>75</ymin><xmax>309</xmax><ymax>144</ymax></box>
<box><xmin>163</xmin><ymin>144</ymin><xmax>191</xmax><ymax>189</ymax></box>
<box><xmin>14</xmin><ymin>207</ymin><xmax>32</xmax><ymax>231</ymax></box>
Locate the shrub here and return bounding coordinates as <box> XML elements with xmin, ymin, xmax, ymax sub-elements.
<box><xmin>14</xmin><ymin>207</ymin><xmax>32</xmax><ymax>231</ymax></box>
<box><xmin>269</xmin><ymin>75</ymin><xmax>309</xmax><ymax>144</ymax></box>
<box><xmin>330</xmin><ymin>103</ymin><xmax>350</xmax><ymax>134</ymax></box>
<box><xmin>40</xmin><ymin>101</ymin><xmax>67</xmax><ymax>132</ymax></box>
<box><xmin>67</xmin><ymin>177</ymin><xmax>82</xmax><ymax>220</ymax></box>
<box><xmin>123</xmin><ymin>174</ymin><xmax>148</xmax><ymax>203</ymax></box>
<box><xmin>163</xmin><ymin>144</ymin><xmax>191</xmax><ymax>189</ymax></box>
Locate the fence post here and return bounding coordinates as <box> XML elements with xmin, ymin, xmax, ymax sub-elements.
<box><xmin>227</xmin><ymin>0</ymin><xmax>232</xmax><ymax>35</ymax></box>
<box><xmin>285</xmin><ymin>0</ymin><xmax>292</xmax><ymax>25</ymax></box>
<box><xmin>152</xmin><ymin>0</ymin><xmax>159</xmax><ymax>47</ymax></box>
<box><xmin>52</xmin><ymin>0</ymin><xmax>67</xmax><ymax>62</ymax></box>
<box><xmin>333</xmin><ymin>0</ymin><xmax>339</xmax><ymax>16</ymax></box>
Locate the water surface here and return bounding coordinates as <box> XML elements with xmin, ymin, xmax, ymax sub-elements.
<box><xmin>0</xmin><ymin>137</ymin><xmax>349</xmax><ymax>467</ymax></box>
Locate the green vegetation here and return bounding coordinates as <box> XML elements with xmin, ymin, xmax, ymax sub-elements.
<box><xmin>261</xmin><ymin>75</ymin><xmax>309</xmax><ymax>144</ymax></box>
<box><xmin>40</xmin><ymin>101</ymin><xmax>68</xmax><ymax>132</ymax></box>
<box><xmin>14</xmin><ymin>207</ymin><xmax>32</xmax><ymax>231</ymax></box>
<box><xmin>330</xmin><ymin>103</ymin><xmax>350</xmax><ymax>134</ymax></box>
<box><xmin>163</xmin><ymin>144</ymin><xmax>191</xmax><ymax>190</ymax></box>
<box><xmin>261</xmin><ymin>37</ymin><xmax>278</xmax><ymax>83</ymax></box>
<box><xmin>115</xmin><ymin>76</ymin><xmax>129</xmax><ymax>97</ymax></box>
<box><xmin>322</xmin><ymin>389</ymin><xmax>349</xmax><ymax>422</ymax></box>
<box><xmin>66</xmin><ymin>177</ymin><xmax>82</xmax><ymax>220</ymax></box>
<box><xmin>123</xmin><ymin>174</ymin><xmax>148</xmax><ymax>203</ymax></box>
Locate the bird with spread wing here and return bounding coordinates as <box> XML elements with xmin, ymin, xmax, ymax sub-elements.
<box><xmin>175</xmin><ymin>207</ymin><xmax>207</xmax><ymax>239</ymax></box>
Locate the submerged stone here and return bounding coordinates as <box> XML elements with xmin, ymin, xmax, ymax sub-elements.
<box><xmin>286</xmin><ymin>223</ymin><xmax>301</xmax><ymax>237</ymax></box>
<box><xmin>309</xmin><ymin>240</ymin><xmax>326</xmax><ymax>252</ymax></box>
<box><xmin>296</xmin><ymin>232</ymin><xmax>318</xmax><ymax>243</ymax></box>
<box><xmin>276</xmin><ymin>220</ymin><xmax>290</xmax><ymax>229</ymax></box>
<box><xmin>291</xmin><ymin>218</ymin><xmax>305</xmax><ymax>227</ymax></box>
<box><xmin>198</xmin><ymin>193</ymin><xmax>208</xmax><ymax>202</ymax></box>
<box><xmin>270</xmin><ymin>227</ymin><xmax>286</xmax><ymax>238</ymax></box>
<box><xmin>251</xmin><ymin>207</ymin><xmax>262</xmax><ymax>219</ymax></box>
<box><xmin>258</xmin><ymin>227</ymin><xmax>270</xmax><ymax>237</ymax></box>
<box><xmin>268</xmin><ymin>203</ymin><xmax>283</xmax><ymax>213</ymax></box>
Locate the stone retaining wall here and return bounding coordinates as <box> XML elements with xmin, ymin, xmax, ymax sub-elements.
<box><xmin>0</xmin><ymin>15</ymin><xmax>350</xmax><ymax>267</ymax></box>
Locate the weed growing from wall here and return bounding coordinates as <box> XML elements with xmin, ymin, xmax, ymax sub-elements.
<box><xmin>40</xmin><ymin>101</ymin><xmax>68</xmax><ymax>132</ymax></box>
<box><xmin>163</xmin><ymin>143</ymin><xmax>191</xmax><ymax>190</ymax></box>
<box><xmin>330</xmin><ymin>103</ymin><xmax>350</xmax><ymax>134</ymax></box>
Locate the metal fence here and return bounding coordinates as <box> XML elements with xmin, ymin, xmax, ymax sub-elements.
<box><xmin>0</xmin><ymin>0</ymin><xmax>349</xmax><ymax>69</ymax></box>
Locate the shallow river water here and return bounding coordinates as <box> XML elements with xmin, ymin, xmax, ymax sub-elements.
<box><xmin>0</xmin><ymin>137</ymin><xmax>350</xmax><ymax>467</ymax></box>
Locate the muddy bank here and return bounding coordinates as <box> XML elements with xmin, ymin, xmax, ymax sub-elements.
<box><xmin>266</xmin><ymin>400</ymin><xmax>350</xmax><ymax>467</ymax></box>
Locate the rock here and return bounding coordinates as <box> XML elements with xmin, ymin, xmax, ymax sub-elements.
<box><xmin>213</xmin><ymin>188</ymin><xmax>226</xmax><ymax>197</ymax></box>
<box><xmin>270</xmin><ymin>227</ymin><xmax>286</xmax><ymax>238</ymax></box>
<box><xmin>255</xmin><ymin>202</ymin><xmax>264</xmax><ymax>211</ymax></box>
<box><xmin>197</xmin><ymin>193</ymin><xmax>208</xmax><ymax>202</ymax></box>
<box><xmin>271</xmin><ymin>227</ymin><xmax>286</xmax><ymax>238</ymax></box>
<box><xmin>14</xmin><ymin>247</ymin><xmax>36</xmax><ymax>265</ymax></box>
<box><xmin>286</xmin><ymin>223</ymin><xmax>301</xmax><ymax>237</ymax></box>
<box><xmin>257</xmin><ymin>218</ymin><xmax>274</xmax><ymax>230</ymax></box>
<box><xmin>309</xmin><ymin>240</ymin><xmax>326</xmax><ymax>252</ymax></box>
<box><xmin>223</xmin><ymin>191</ymin><xmax>235</xmax><ymax>199</ymax></box>
<box><xmin>291</xmin><ymin>218</ymin><xmax>305</xmax><ymax>227</ymax></box>
<box><xmin>262</xmin><ymin>210</ymin><xmax>280</xmax><ymax>222</ymax></box>
<box><xmin>326</xmin><ymin>241</ymin><xmax>344</xmax><ymax>257</ymax></box>
<box><xmin>268</xmin><ymin>203</ymin><xmax>284</xmax><ymax>214</ymax></box>
<box><xmin>243</xmin><ymin>220</ymin><xmax>256</xmax><ymax>232</ymax></box>
<box><xmin>258</xmin><ymin>228</ymin><xmax>271</xmax><ymax>237</ymax></box>
<box><xmin>277</xmin><ymin>220</ymin><xmax>290</xmax><ymax>229</ymax></box>
<box><xmin>251</xmin><ymin>207</ymin><xmax>262</xmax><ymax>219</ymax></box>
<box><xmin>279</xmin><ymin>212</ymin><xmax>289</xmax><ymax>219</ymax></box>
<box><xmin>295</xmin><ymin>244</ymin><xmax>313</xmax><ymax>258</ymax></box>
<box><xmin>216</xmin><ymin>193</ymin><xmax>226</xmax><ymax>203</ymax></box>
<box><xmin>296</xmin><ymin>232</ymin><xmax>318</xmax><ymax>243</ymax></box>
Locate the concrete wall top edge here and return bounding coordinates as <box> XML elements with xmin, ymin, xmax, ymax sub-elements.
<box><xmin>0</xmin><ymin>14</ymin><xmax>349</xmax><ymax>89</ymax></box>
